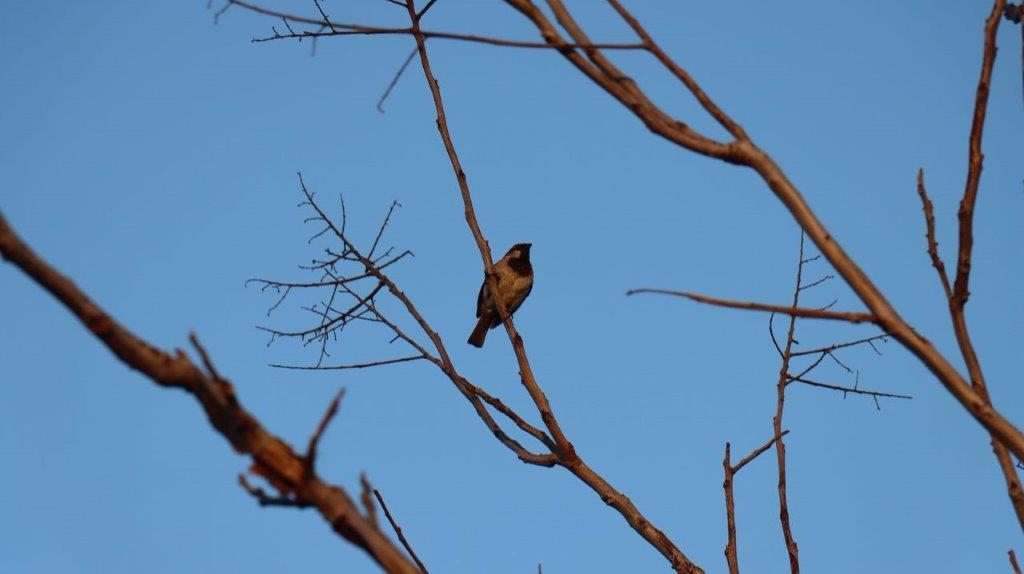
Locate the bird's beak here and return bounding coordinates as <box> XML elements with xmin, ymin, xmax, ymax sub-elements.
<box><xmin>524</xmin><ymin>243</ymin><xmax>533</xmax><ymax>250</ymax></box>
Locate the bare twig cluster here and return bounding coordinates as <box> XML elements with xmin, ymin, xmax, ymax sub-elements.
<box><xmin>717</xmin><ymin>234</ymin><xmax>910</xmax><ymax>574</ymax></box>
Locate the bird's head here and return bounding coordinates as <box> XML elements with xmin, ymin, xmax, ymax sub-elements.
<box><xmin>508</xmin><ymin>243</ymin><xmax>532</xmax><ymax>262</ymax></box>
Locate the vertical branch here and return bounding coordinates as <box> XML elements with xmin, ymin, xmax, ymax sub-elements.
<box><xmin>916</xmin><ymin>1</ymin><xmax>1024</xmax><ymax>531</ymax></box>
<box><xmin>1011</xmin><ymin>549</ymin><xmax>1023</xmax><ymax>574</ymax></box>
<box><xmin>953</xmin><ymin>0</ymin><xmax>1005</xmax><ymax>309</ymax></box>
<box><xmin>723</xmin><ymin>431</ymin><xmax>789</xmax><ymax>574</ymax></box>
<box><xmin>773</xmin><ymin>233</ymin><xmax>807</xmax><ymax>574</ymax></box>
<box><xmin>723</xmin><ymin>443</ymin><xmax>739</xmax><ymax>574</ymax></box>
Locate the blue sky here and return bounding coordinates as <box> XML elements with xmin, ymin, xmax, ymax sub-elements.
<box><xmin>2</xmin><ymin>1</ymin><xmax>1022</xmax><ymax>572</ymax></box>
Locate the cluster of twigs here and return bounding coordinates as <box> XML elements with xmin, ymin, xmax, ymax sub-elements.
<box><xmin>714</xmin><ymin>232</ymin><xmax>911</xmax><ymax>574</ymax></box>
<box><xmin>245</xmin><ymin>186</ymin><xmax>419</xmax><ymax>371</ymax></box>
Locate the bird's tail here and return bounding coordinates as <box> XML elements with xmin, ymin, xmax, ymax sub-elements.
<box><xmin>467</xmin><ymin>316</ymin><xmax>491</xmax><ymax>348</ymax></box>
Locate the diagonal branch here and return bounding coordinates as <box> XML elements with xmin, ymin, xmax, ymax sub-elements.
<box><xmin>400</xmin><ymin>2</ymin><xmax>703</xmax><ymax>572</ymax></box>
<box><xmin>915</xmin><ymin>169</ymin><xmax>953</xmax><ymax>300</ymax></box>
<box><xmin>497</xmin><ymin>0</ymin><xmax>1024</xmax><ymax>468</ymax></box>
<box><xmin>917</xmin><ymin>0</ymin><xmax>1024</xmax><ymax>533</ymax></box>
<box><xmin>0</xmin><ymin>211</ymin><xmax>422</xmax><ymax>574</ymax></box>
<box><xmin>373</xmin><ymin>489</ymin><xmax>429</xmax><ymax>574</ymax></box>
<box><xmin>305</xmin><ymin>387</ymin><xmax>346</xmax><ymax>474</ymax></box>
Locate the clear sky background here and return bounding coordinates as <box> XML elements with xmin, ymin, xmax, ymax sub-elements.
<box><xmin>2</xmin><ymin>2</ymin><xmax>1023</xmax><ymax>573</ymax></box>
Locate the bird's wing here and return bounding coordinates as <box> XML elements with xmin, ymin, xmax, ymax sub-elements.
<box><xmin>507</xmin><ymin>281</ymin><xmax>533</xmax><ymax>315</ymax></box>
<box><xmin>475</xmin><ymin>274</ymin><xmax>495</xmax><ymax>318</ymax></box>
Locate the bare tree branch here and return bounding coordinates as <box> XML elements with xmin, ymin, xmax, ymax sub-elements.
<box><xmin>0</xmin><ymin>211</ymin><xmax>422</xmax><ymax>574</ymax></box>
<box><xmin>772</xmin><ymin>233</ymin><xmax>806</xmax><ymax>574</ymax></box>
<box><xmin>627</xmin><ymin>289</ymin><xmax>876</xmax><ymax>324</ymax></box>
<box><xmin>787</xmin><ymin>377</ymin><xmax>913</xmax><ymax>403</ymax></box>
<box><xmin>494</xmin><ymin>0</ymin><xmax>1024</xmax><ymax>467</ymax></box>
<box><xmin>374</xmin><ymin>488</ymin><xmax>429</xmax><ymax>574</ymax></box>
<box><xmin>305</xmin><ymin>387</ymin><xmax>346</xmax><ymax>474</ymax></box>
<box><xmin>400</xmin><ymin>1</ymin><xmax>703</xmax><ymax>571</ymax></box>
<box><xmin>377</xmin><ymin>48</ymin><xmax>417</xmax><ymax>113</ymax></box>
<box><xmin>915</xmin><ymin>170</ymin><xmax>954</xmax><ymax>300</ymax></box>
<box><xmin>790</xmin><ymin>335</ymin><xmax>888</xmax><ymax>357</ymax></box>
<box><xmin>911</xmin><ymin>2</ymin><xmax>1024</xmax><ymax>531</ymax></box>
<box><xmin>723</xmin><ymin>430</ymin><xmax>790</xmax><ymax>574</ymax></box>
<box><xmin>227</xmin><ymin>0</ymin><xmax>646</xmax><ymax>51</ymax></box>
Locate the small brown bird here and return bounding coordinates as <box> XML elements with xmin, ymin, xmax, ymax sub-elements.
<box><xmin>467</xmin><ymin>243</ymin><xmax>534</xmax><ymax>348</ymax></box>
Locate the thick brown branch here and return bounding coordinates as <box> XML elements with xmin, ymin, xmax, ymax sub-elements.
<box><xmin>503</xmin><ymin>0</ymin><xmax>743</xmax><ymax>163</ymax></box>
<box><xmin>0</xmin><ymin>211</ymin><xmax>421</xmax><ymax>574</ymax></box>
<box><xmin>627</xmin><ymin>288</ymin><xmax>876</xmax><ymax>324</ymax></box>
<box><xmin>605</xmin><ymin>0</ymin><xmax>748</xmax><ymax>141</ymax></box>
<box><xmin>497</xmin><ymin>0</ymin><xmax>1024</xmax><ymax>469</ymax></box>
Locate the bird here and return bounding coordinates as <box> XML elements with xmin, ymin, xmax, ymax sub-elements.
<box><xmin>467</xmin><ymin>243</ymin><xmax>534</xmax><ymax>348</ymax></box>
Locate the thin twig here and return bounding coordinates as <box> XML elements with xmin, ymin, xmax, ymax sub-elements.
<box><xmin>377</xmin><ymin>48</ymin><xmax>417</xmax><ymax>113</ymax></box>
<box><xmin>627</xmin><ymin>288</ymin><xmax>876</xmax><ymax>324</ymax></box>
<box><xmin>773</xmin><ymin>233</ymin><xmax>805</xmax><ymax>574</ymax></box>
<box><xmin>791</xmin><ymin>335</ymin><xmax>888</xmax><ymax>357</ymax></box>
<box><xmin>239</xmin><ymin>474</ymin><xmax>310</xmax><ymax>508</ymax></box>
<box><xmin>272</xmin><ymin>355</ymin><xmax>424</xmax><ymax>370</ymax></box>
<box><xmin>305</xmin><ymin>388</ymin><xmax>346</xmax><ymax>473</ymax></box>
<box><xmin>787</xmin><ymin>376</ymin><xmax>913</xmax><ymax>402</ymax></box>
<box><xmin>373</xmin><ymin>489</ymin><xmax>429</xmax><ymax>573</ymax></box>
<box><xmin>1010</xmin><ymin>549</ymin><xmax>1023</xmax><ymax>574</ymax></box>
<box><xmin>915</xmin><ymin>169</ymin><xmax>953</xmax><ymax>300</ymax></box>
<box><xmin>734</xmin><ymin>430</ymin><xmax>790</xmax><ymax>474</ymax></box>
<box><xmin>360</xmin><ymin>472</ymin><xmax>380</xmax><ymax>529</ymax></box>
<box><xmin>231</xmin><ymin>0</ymin><xmax>646</xmax><ymax>51</ymax></box>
